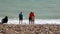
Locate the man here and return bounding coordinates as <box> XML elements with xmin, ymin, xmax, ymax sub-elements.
<box><xmin>19</xmin><ymin>12</ymin><xmax>23</xmax><ymax>24</ymax></box>
<box><xmin>29</xmin><ymin>12</ymin><xmax>35</xmax><ymax>25</ymax></box>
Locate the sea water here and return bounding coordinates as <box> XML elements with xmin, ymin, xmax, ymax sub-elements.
<box><xmin>0</xmin><ymin>0</ymin><xmax>60</xmax><ymax>24</ymax></box>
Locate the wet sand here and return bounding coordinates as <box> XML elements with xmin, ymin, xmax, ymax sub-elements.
<box><xmin>0</xmin><ymin>24</ymin><xmax>60</xmax><ymax>34</ymax></box>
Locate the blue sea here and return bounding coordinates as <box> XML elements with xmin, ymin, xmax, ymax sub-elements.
<box><xmin>0</xmin><ymin>0</ymin><xmax>60</xmax><ymax>24</ymax></box>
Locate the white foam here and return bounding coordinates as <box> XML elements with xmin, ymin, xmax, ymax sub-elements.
<box><xmin>7</xmin><ymin>19</ymin><xmax>60</xmax><ymax>24</ymax></box>
<box><xmin>0</xmin><ymin>19</ymin><xmax>60</xmax><ymax>24</ymax></box>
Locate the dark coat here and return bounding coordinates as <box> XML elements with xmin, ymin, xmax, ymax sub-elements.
<box><xmin>1</xmin><ymin>16</ymin><xmax>8</xmax><ymax>23</ymax></box>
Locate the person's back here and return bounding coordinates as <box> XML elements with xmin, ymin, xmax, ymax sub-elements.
<box><xmin>19</xmin><ymin>12</ymin><xmax>23</xmax><ymax>18</ymax></box>
<box><xmin>29</xmin><ymin>12</ymin><xmax>34</xmax><ymax>18</ymax></box>
<box><xmin>19</xmin><ymin>12</ymin><xmax>23</xmax><ymax>24</ymax></box>
<box><xmin>29</xmin><ymin>12</ymin><xmax>35</xmax><ymax>25</ymax></box>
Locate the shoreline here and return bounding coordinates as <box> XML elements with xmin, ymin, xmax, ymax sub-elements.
<box><xmin>0</xmin><ymin>19</ymin><xmax>60</xmax><ymax>24</ymax></box>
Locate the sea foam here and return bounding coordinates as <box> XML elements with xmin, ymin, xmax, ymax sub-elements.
<box><xmin>0</xmin><ymin>18</ymin><xmax>60</xmax><ymax>24</ymax></box>
<box><xmin>7</xmin><ymin>19</ymin><xmax>60</xmax><ymax>24</ymax></box>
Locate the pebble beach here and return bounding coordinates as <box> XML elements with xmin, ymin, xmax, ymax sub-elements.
<box><xmin>0</xmin><ymin>24</ymin><xmax>60</xmax><ymax>34</ymax></box>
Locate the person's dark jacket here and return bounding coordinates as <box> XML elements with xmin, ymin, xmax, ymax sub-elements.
<box><xmin>19</xmin><ymin>12</ymin><xmax>23</xmax><ymax>19</ymax></box>
<box><xmin>1</xmin><ymin>16</ymin><xmax>8</xmax><ymax>23</ymax></box>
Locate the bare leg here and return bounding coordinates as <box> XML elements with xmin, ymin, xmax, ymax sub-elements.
<box><xmin>19</xmin><ymin>20</ymin><xmax>20</xmax><ymax>24</ymax></box>
<box><xmin>29</xmin><ymin>21</ymin><xmax>30</xmax><ymax>25</ymax></box>
<box><xmin>32</xmin><ymin>16</ymin><xmax>35</xmax><ymax>25</ymax></box>
<box><xmin>29</xmin><ymin>19</ymin><xmax>32</xmax><ymax>25</ymax></box>
<box><xmin>21</xmin><ymin>20</ymin><xmax>23</xmax><ymax>25</ymax></box>
<box><xmin>31</xmin><ymin>20</ymin><xmax>34</xmax><ymax>25</ymax></box>
<box><xmin>33</xmin><ymin>21</ymin><xmax>34</xmax><ymax>25</ymax></box>
<box><xmin>29</xmin><ymin>22</ymin><xmax>30</xmax><ymax>25</ymax></box>
<box><xmin>31</xmin><ymin>21</ymin><xmax>32</xmax><ymax>25</ymax></box>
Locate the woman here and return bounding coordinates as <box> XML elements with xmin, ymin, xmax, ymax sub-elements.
<box><xmin>29</xmin><ymin>12</ymin><xmax>35</xmax><ymax>25</ymax></box>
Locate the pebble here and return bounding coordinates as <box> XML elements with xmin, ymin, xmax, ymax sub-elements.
<box><xmin>0</xmin><ymin>24</ymin><xmax>60</xmax><ymax>34</ymax></box>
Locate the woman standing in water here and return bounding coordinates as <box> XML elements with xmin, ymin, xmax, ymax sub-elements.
<box><xmin>29</xmin><ymin>11</ymin><xmax>35</xmax><ymax>25</ymax></box>
<box><xmin>19</xmin><ymin>12</ymin><xmax>23</xmax><ymax>24</ymax></box>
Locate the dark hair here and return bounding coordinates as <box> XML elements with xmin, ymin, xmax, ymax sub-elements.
<box><xmin>5</xmin><ymin>16</ymin><xmax>8</xmax><ymax>19</ymax></box>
